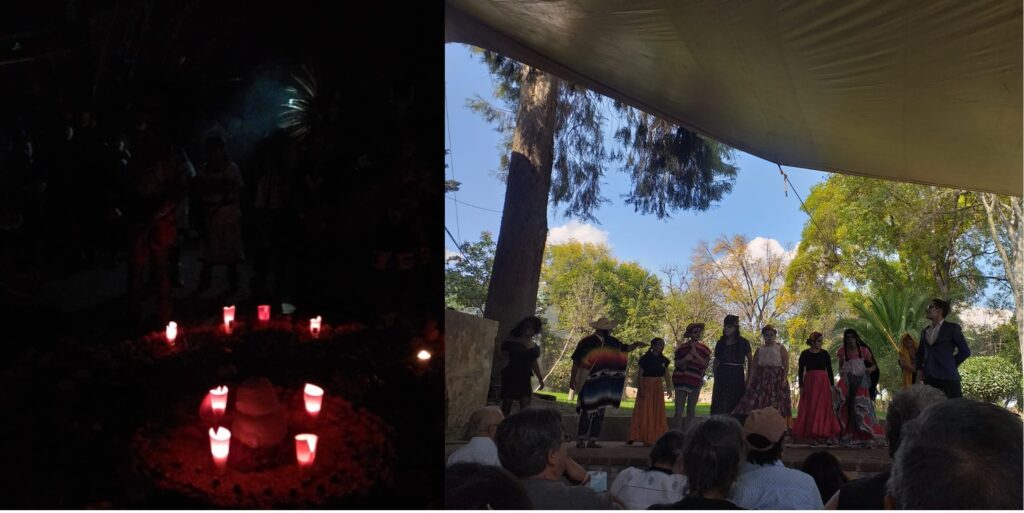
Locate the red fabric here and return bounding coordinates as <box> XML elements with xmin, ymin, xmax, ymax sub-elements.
<box><xmin>792</xmin><ymin>370</ymin><xmax>841</xmax><ymax>439</ymax></box>
<box><xmin>672</xmin><ymin>342</ymin><xmax>711</xmax><ymax>389</ymax></box>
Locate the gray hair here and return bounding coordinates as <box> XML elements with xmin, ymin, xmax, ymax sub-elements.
<box><xmin>884</xmin><ymin>384</ymin><xmax>946</xmax><ymax>457</ymax></box>
<box><xmin>887</xmin><ymin>399</ymin><xmax>1023</xmax><ymax>509</ymax></box>
<box><xmin>464</xmin><ymin>406</ymin><xmax>504</xmax><ymax>439</ymax></box>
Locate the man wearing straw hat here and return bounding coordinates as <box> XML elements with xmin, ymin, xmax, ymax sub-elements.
<box><xmin>570</xmin><ymin>316</ymin><xmax>647</xmax><ymax>448</ymax></box>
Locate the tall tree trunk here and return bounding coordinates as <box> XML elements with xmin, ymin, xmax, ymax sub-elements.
<box><xmin>979</xmin><ymin>194</ymin><xmax>1023</xmax><ymax>376</ymax></box>
<box><xmin>483</xmin><ymin>68</ymin><xmax>560</xmax><ymax>400</ymax></box>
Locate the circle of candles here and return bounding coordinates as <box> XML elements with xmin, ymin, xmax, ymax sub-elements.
<box><xmin>210</xmin><ymin>386</ymin><xmax>229</xmax><ymax>415</ymax></box>
<box><xmin>310</xmin><ymin>316</ymin><xmax>322</xmax><ymax>338</ymax></box>
<box><xmin>417</xmin><ymin>350</ymin><xmax>432</xmax><ymax>361</ymax></box>
<box><xmin>223</xmin><ymin>306</ymin><xmax>236</xmax><ymax>334</ymax></box>
<box><xmin>295</xmin><ymin>433</ymin><xmax>318</xmax><ymax>467</ymax></box>
<box><xmin>303</xmin><ymin>383</ymin><xmax>324</xmax><ymax>416</ymax></box>
<box><xmin>257</xmin><ymin>305</ymin><xmax>271</xmax><ymax>322</ymax></box>
<box><xmin>209</xmin><ymin>427</ymin><xmax>231</xmax><ymax>467</ymax></box>
<box><xmin>165</xmin><ymin>321</ymin><xmax>178</xmax><ymax>345</ymax></box>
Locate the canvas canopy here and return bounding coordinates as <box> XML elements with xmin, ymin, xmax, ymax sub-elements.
<box><xmin>446</xmin><ymin>1</ymin><xmax>1022</xmax><ymax>196</ymax></box>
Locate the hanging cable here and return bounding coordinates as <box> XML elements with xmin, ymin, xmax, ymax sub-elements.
<box><xmin>777</xmin><ymin>163</ymin><xmax>840</xmax><ymax>258</ymax></box>
<box><xmin>445</xmin><ymin>226</ymin><xmax>468</xmax><ymax>260</ymax></box>
<box><xmin>445</xmin><ymin>82</ymin><xmax>462</xmax><ymax>244</ymax></box>
<box><xmin>446</xmin><ymin>195</ymin><xmax>503</xmax><ymax>214</ymax></box>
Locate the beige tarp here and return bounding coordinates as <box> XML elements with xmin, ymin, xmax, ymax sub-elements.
<box><xmin>446</xmin><ymin>1</ymin><xmax>1022</xmax><ymax>196</ymax></box>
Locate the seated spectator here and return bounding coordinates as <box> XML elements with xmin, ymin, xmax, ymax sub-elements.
<box><xmin>824</xmin><ymin>383</ymin><xmax>945</xmax><ymax>509</ymax></box>
<box><xmin>447</xmin><ymin>406</ymin><xmax>504</xmax><ymax>467</ymax></box>
<box><xmin>728</xmin><ymin>407</ymin><xmax>823</xmax><ymax>509</ymax></box>
<box><xmin>445</xmin><ymin>462</ymin><xmax>533</xmax><ymax>509</ymax></box>
<box><xmin>885</xmin><ymin>398</ymin><xmax>1023</xmax><ymax>510</ymax></box>
<box><xmin>610</xmin><ymin>430</ymin><xmax>687</xmax><ymax>509</ymax></box>
<box><xmin>650</xmin><ymin>416</ymin><xmax>746</xmax><ymax>510</ymax></box>
<box><xmin>801</xmin><ymin>451</ymin><xmax>848</xmax><ymax>504</ymax></box>
<box><xmin>495</xmin><ymin>407</ymin><xmax>614</xmax><ymax>509</ymax></box>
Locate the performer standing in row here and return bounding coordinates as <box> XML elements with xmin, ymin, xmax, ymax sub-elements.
<box><xmin>672</xmin><ymin>323</ymin><xmax>712</xmax><ymax>433</ymax></box>
<box><xmin>570</xmin><ymin>316</ymin><xmax>646</xmax><ymax>448</ymax></box>
<box><xmin>835</xmin><ymin>329</ymin><xmax>885</xmax><ymax>446</ymax></box>
<box><xmin>792</xmin><ymin>332</ymin><xmax>840</xmax><ymax>443</ymax></box>
<box><xmin>627</xmin><ymin>338</ymin><xmax>673</xmax><ymax>446</ymax></box>
<box><xmin>710</xmin><ymin>314</ymin><xmax>751</xmax><ymax>415</ymax></box>
<box><xmin>732</xmin><ymin>325</ymin><xmax>791</xmax><ymax>422</ymax></box>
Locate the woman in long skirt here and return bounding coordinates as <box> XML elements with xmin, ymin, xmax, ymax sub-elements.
<box><xmin>732</xmin><ymin>325</ymin><xmax>791</xmax><ymax>419</ymax></box>
<box><xmin>627</xmin><ymin>338</ymin><xmax>673</xmax><ymax>446</ymax></box>
<box><xmin>792</xmin><ymin>332</ymin><xmax>841</xmax><ymax>443</ymax></box>
<box><xmin>710</xmin><ymin>314</ymin><xmax>752</xmax><ymax>414</ymax></box>
<box><xmin>834</xmin><ymin>328</ymin><xmax>885</xmax><ymax>446</ymax></box>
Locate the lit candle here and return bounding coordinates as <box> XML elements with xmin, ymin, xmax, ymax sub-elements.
<box><xmin>295</xmin><ymin>433</ymin><xmax>318</xmax><ymax>467</ymax></box>
<box><xmin>303</xmin><ymin>383</ymin><xmax>324</xmax><ymax>416</ymax></box>
<box><xmin>310</xmin><ymin>316</ymin><xmax>322</xmax><ymax>338</ymax></box>
<box><xmin>223</xmin><ymin>306</ymin><xmax>236</xmax><ymax>334</ymax></box>
<box><xmin>165</xmin><ymin>321</ymin><xmax>178</xmax><ymax>345</ymax></box>
<box><xmin>210</xmin><ymin>386</ymin><xmax>229</xmax><ymax>415</ymax></box>
<box><xmin>417</xmin><ymin>349</ymin><xmax>432</xmax><ymax>362</ymax></box>
<box><xmin>209</xmin><ymin>427</ymin><xmax>231</xmax><ymax>468</ymax></box>
<box><xmin>257</xmin><ymin>305</ymin><xmax>271</xmax><ymax>322</ymax></box>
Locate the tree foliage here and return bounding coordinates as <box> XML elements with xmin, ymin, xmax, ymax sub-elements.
<box><xmin>444</xmin><ymin>231</ymin><xmax>496</xmax><ymax>315</ymax></box>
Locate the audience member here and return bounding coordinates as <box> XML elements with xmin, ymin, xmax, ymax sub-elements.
<box><xmin>495</xmin><ymin>407</ymin><xmax>614</xmax><ymax>509</ymax></box>
<box><xmin>447</xmin><ymin>406</ymin><xmax>504</xmax><ymax>467</ymax></box>
<box><xmin>728</xmin><ymin>407</ymin><xmax>822</xmax><ymax>509</ymax></box>
<box><xmin>885</xmin><ymin>398</ymin><xmax>1023</xmax><ymax>510</ymax></box>
<box><xmin>650</xmin><ymin>416</ymin><xmax>746</xmax><ymax>510</ymax></box>
<box><xmin>824</xmin><ymin>383</ymin><xmax>945</xmax><ymax>509</ymax></box>
<box><xmin>800</xmin><ymin>451</ymin><xmax>847</xmax><ymax>504</ymax></box>
<box><xmin>610</xmin><ymin>430</ymin><xmax>686</xmax><ymax>509</ymax></box>
<box><xmin>445</xmin><ymin>462</ymin><xmax>533</xmax><ymax>509</ymax></box>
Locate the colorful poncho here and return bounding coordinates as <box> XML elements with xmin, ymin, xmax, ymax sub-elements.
<box><xmin>571</xmin><ymin>334</ymin><xmax>629</xmax><ymax>413</ymax></box>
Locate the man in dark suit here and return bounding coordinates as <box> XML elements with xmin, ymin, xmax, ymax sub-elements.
<box><xmin>914</xmin><ymin>299</ymin><xmax>971</xmax><ymax>398</ymax></box>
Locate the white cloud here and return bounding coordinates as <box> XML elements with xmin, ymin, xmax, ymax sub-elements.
<box><xmin>547</xmin><ymin>221</ymin><xmax>611</xmax><ymax>247</ymax></box>
<box><xmin>746</xmin><ymin>236</ymin><xmax>797</xmax><ymax>263</ymax></box>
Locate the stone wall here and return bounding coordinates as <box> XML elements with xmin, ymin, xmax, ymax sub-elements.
<box><xmin>445</xmin><ymin>310</ymin><xmax>499</xmax><ymax>437</ymax></box>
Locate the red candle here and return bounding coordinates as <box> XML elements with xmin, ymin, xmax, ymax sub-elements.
<box><xmin>210</xmin><ymin>386</ymin><xmax>229</xmax><ymax>415</ymax></box>
<box><xmin>310</xmin><ymin>316</ymin><xmax>322</xmax><ymax>338</ymax></box>
<box><xmin>165</xmin><ymin>321</ymin><xmax>178</xmax><ymax>345</ymax></box>
<box><xmin>303</xmin><ymin>383</ymin><xmax>324</xmax><ymax>416</ymax></box>
<box><xmin>295</xmin><ymin>433</ymin><xmax>318</xmax><ymax>467</ymax></box>
<box><xmin>223</xmin><ymin>306</ymin><xmax>236</xmax><ymax>334</ymax></box>
<box><xmin>209</xmin><ymin>427</ymin><xmax>231</xmax><ymax>468</ymax></box>
<box><xmin>258</xmin><ymin>305</ymin><xmax>271</xmax><ymax>322</ymax></box>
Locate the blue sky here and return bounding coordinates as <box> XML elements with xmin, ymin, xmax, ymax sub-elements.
<box><xmin>444</xmin><ymin>43</ymin><xmax>829</xmax><ymax>282</ymax></box>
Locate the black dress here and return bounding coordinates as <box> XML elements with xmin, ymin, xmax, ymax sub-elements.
<box><xmin>710</xmin><ymin>337</ymin><xmax>751</xmax><ymax>414</ymax></box>
<box><xmin>500</xmin><ymin>340</ymin><xmax>540</xmax><ymax>399</ymax></box>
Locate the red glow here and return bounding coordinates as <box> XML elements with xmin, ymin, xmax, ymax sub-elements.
<box><xmin>209</xmin><ymin>427</ymin><xmax>231</xmax><ymax>467</ymax></box>
<box><xmin>295</xmin><ymin>433</ymin><xmax>318</xmax><ymax>466</ymax></box>
<box><xmin>310</xmin><ymin>316</ymin><xmax>322</xmax><ymax>338</ymax></box>
<box><xmin>223</xmin><ymin>306</ymin><xmax>236</xmax><ymax>334</ymax></box>
<box><xmin>165</xmin><ymin>321</ymin><xmax>178</xmax><ymax>345</ymax></box>
<box><xmin>258</xmin><ymin>305</ymin><xmax>271</xmax><ymax>322</ymax></box>
<box><xmin>303</xmin><ymin>383</ymin><xmax>324</xmax><ymax>416</ymax></box>
<box><xmin>210</xmin><ymin>386</ymin><xmax>229</xmax><ymax>415</ymax></box>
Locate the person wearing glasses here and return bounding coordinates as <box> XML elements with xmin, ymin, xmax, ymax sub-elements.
<box><xmin>915</xmin><ymin>298</ymin><xmax>971</xmax><ymax>398</ymax></box>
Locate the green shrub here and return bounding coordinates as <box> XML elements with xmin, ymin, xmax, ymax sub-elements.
<box><xmin>959</xmin><ymin>356</ymin><xmax>1022</xmax><ymax>403</ymax></box>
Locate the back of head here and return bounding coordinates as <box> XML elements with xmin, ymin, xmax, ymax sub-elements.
<box><xmin>445</xmin><ymin>462</ymin><xmax>533</xmax><ymax>509</ymax></box>
<box><xmin>648</xmin><ymin>430</ymin><xmax>686</xmax><ymax>468</ymax></box>
<box><xmin>800</xmin><ymin>451</ymin><xmax>847</xmax><ymax>503</ymax></box>
<box><xmin>887</xmin><ymin>399</ymin><xmax>1023</xmax><ymax>510</ymax></box>
<box><xmin>682</xmin><ymin>416</ymin><xmax>746</xmax><ymax>497</ymax></box>
<box><xmin>743</xmin><ymin>407</ymin><xmax>786</xmax><ymax>465</ymax></box>
<box><xmin>884</xmin><ymin>384</ymin><xmax>946</xmax><ymax>457</ymax></box>
<box><xmin>464</xmin><ymin>406</ymin><xmax>504</xmax><ymax>439</ymax></box>
<box><xmin>494</xmin><ymin>407</ymin><xmax>563</xmax><ymax>479</ymax></box>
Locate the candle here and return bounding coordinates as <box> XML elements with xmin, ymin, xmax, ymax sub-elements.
<box><xmin>310</xmin><ymin>316</ymin><xmax>322</xmax><ymax>338</ymax></box>
<box><xmin>210</xmin><ymin>386</ymin><xmax>229</xmax><ymax>415</ymax></box>
<box><xmin>303</xmin><ymin>383</ymin><xmax>324</xmax><ymax>416</ymax></box>
<box><xmin>295</xmin><ymin>433</ymin><xmax>318</xmax><ymax>467</ymax></box>
<box><xmin>209</xmin><ymin>427</ymin><xmax>231</xmax><ymax>468</ymax></box>
<box><xmin>165</xmin><ymin>321</ymin><xmax>178</xmax><ymax>345</ymax></box>
<box><xmin>223</xmin><ymin>306</ymin><xmax>236</xmax><ymax>334</ymax></box>
<box><xmin>417</xmin><ymin>349</ymin><xmax>432</xmax><ymax>361</ymax></box>
<box><xmin>258</xmin><ymin>305</ymin><xmax>271</xmax><ymax>322</ymax></box>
